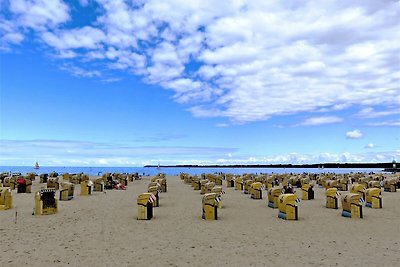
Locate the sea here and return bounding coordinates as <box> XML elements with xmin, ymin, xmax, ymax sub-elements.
<box><xmin>0</xmin><ymin>166</ymin><xmax>385</xmax><ymax>176</ymax></box>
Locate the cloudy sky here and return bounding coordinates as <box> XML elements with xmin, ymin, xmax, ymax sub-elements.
<box><xmin>0</xmin><ymin>0</ymin><xmax>399</xmax><ymax>166</ymax></box>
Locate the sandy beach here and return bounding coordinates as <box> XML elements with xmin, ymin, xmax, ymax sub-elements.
<box><xmin>1</xmin><ymin>174</ymin><xmax>399</xmax><ymax>267</ymax></box>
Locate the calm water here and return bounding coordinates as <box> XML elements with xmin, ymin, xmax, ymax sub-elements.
<box><xmin>0</xmin><ymin>166</ymin><xmax>385</xmax><ymax>176</ymax></box>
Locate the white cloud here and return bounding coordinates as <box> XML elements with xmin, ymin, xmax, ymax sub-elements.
<box><xmin>59</xmin><ymin>65</ymin><xmax>101</xmax><ymax>78</ymax></box>
<box><xmin>2</xmin><ymin>0</ymin><xmax>400</xmax><ymax>124</ymax></box>
<box><xmin>346</xmin><ymin>129</ymin><xmax>363</xmax><ymax>139</ymax></box>
<box><xmin>0</xmin><ymin>139</ymin><xmax>237</xmax><ymax>166</ymax></box>
<box><xmin>356</xmin><ymin>107</ymin><xmax>400</xmax><ymax>118</ymax></box>
<box><xmin>0</xmin><ymin>18</ymin><xmax>24</xmax><ymax>50</ymax></box>
<box><xmin>299</xmin><ymin>116</ymin><xmax>343</xmax><ymax>126</ymax></box>
<box><xmin>9</xmin><ymin>0</ymin><xmax>70</xmax><ymax>30</ymax></box>
<box><xmin>41</xmin><ymin>26</ymin><xmax>106</xmax><ymax>50</ymax></box>
<box><xmin>365</xmin><ymin>143</ymin><xmax>374</xmax><ymax>149</ymax></box>
<box><xmin>367</xmin><ymin>120</ymin><xmax>400</xmax><ymax>127</ymax></box>
<box><xmin>78</xmin><ymin>0</ymin><xmax>89</xmax><ymax>6</ymax></box>
<box><xmin>1</xmin><ymin>139</ymin><xmax>398</xmax><ymax>166</ymax></box>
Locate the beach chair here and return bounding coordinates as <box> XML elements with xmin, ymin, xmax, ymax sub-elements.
<box><xmin>80</xmin><ymin>180</ymin><xmax>93</xmax><ymax>196</ymax></box>
<box><xmin>225</xmin><ymin>174</ymin><xmax>235</xmax><ymax>187</ymax></box>
<box><xmin>244</xmin><ymin>180</ymin><xmax>254</xmax><ymax>194</ymax></box>
<box><xmin>3</xmin><ymin>177</ymin><xmax>16</xmax><ymax>190</ymax></box>
<box><xmin>211</xmin><ymin>186</ymin><xmax>224</xmax><ymax>208</ymax></box>
<box><xmin>191</xmin><ymin>176</ymin><xmax>200</xmax><ymax>190</ymax></box>
<box><xmin>268</xmin><ymin>187</ymin><xmax>282</xmax><ymax>208</ymax></box>
<box><xmin>235</xmin><ymin>177</ymin><xmax>244</xmax><ymax>191</ymax></box>
<box><xmin>336</xmin><ymin>177</ymin><xmax>348</xmax><ymax>191</ymax></box>
<box><xmin>358</xmin><ymin>177</ymin><xmax>370</xmax><ymax>189</ymax></box>
<box><xmin>202</xmin><ymin>193</ymin><xmax>218</xmax><ymax>220</ymax></box>
<box><xmin>70</xmin><ymin>174</ymin><xmax>81</xmax><ymax>184</ymax></box>
<box><xmin>281</xmin><ymin>177</ymin><xmax>289</xmax><ymax>188</ymax></box>
<box><xmin>62</xmin><ymin>173</ymin><xmax>71</xmax><ymax>182</ymax></box>
<box><xmin>326</xmin><ymin>188</ymin><xmax>339</xmax><ymax>209</ymax></box>
<box><xmin>301</xmin><ymin>183</ymin><xmax>314</xmax><ymax>200</ymax></box>
<box><xmin>49</xmin><ymin>172</ymin><xmax>58</xmax><ymax>178</ymax></box>
<box><xmin>0</xmin><ymin>187</ymin><xmax>12</xmax><ymax>210</ymax></box>
<box><xmin>250</xmin><ymin>182</ymin><xmax>263</xmax><ymax>199</ymax></box>
<box><xmin>17</xmin><ymin>177</ymin><xmax>32</xmax><ymax>193</ymax></box>
<box><xmin>266</xmin><ymin>176</ymin><xmax>274</xmax><ymax>189</ymax></box>
<box><xmin>59</xmin><ymin>182</ymin><xmax>74</xmax><ymax>201</ymax></box>
<box><xmin>205</xmin><ymin>174</ymin><xmax>217</xmax><ymax>184</ymax></box>
<box><xmin>157</xmin><ymin>178</ymin><xmax>167</xmax><ymax>192</ymax></box>
<box><xmin>200</xmin><ymin>180</ymin><xmax>208</xmax><ymax>194</ymax></box>
<box><xmin>26</xmin><ymin>172</ymin><xmax>36</xmax><ymax>181</ymax></box>
<box><xmin>80</xmin><ymin>174</ymin><xmax>89</xmax><ymax>183</ymax></box>
<box><xmin>47</xmin><ymin>177</ymin><xmax>59</xmax><ymax>190</ymax></box>
<box><xmin>214</xmin><ymin>176</ymin><xmax>223</xmax><ymax>186</ymax></box>
<box><xmin>278</xmin><ymin>194</ymin><xmax>298</xmax><ymax>220</ymax></box>
<box><xmin>184</xmin><ymin>174</ymin><xmax>192</xmax><ymax>184</ymax></box>
<box><xmin>383</xmin><ymin>178</ymin><xmax>397</xmax><ymax>192</ymax></box>
<box><xmin>34</xmin><ymin>189</ymin><xmax>58</xmax><ymax>215</ymax></box>
<box><xmin>365</xmin><ymin>188</ymin><xmax>382</xmax><ymax>209</ymax></box>
<box><xmin>94</xmin><ymin>178</ymin><xmax>104</xmax><ymax>192</ymax></box>
<box><xmin>148</xmin><ymin>186</ymin><xmax>160</xmax><ymax>207</ymax></box>
<box><xmin>39</xmin><ymin>174</ymin><xmax>48</xmax><ymax>183</ymax></box>
<box><xmin>325</xmin><ymin>180</ymin><xmax>337</xmax><ymax>189</ymax></box>
<box><xmin>350</xmin><ymin>184</ymin><xmax>366</xmax><ymax>200</ymax></box>
<box><xmin>180</xmin><ymin>173</ymin><xmax>189</xmax><ymax>181</ymax></box>
<box><xmin>289</xmin><ymin>176</ymin><xmax>301</xmax><ymax>188</ymax></box>
<box><xmin>341</xmin><ymin>193</ymin><xmax>362</xmax><ymax>218</ymax></box>
<box><xmin>205</xmin><ymin>182</ymin><xmax>215</xmax><ymax>194</ymax></box>
<box><xmin>137</xmin><ymin>193</ymin><xmax>154</xmax><ymax>220</ymax></box>
<box><xmin>368</xmin><ymin>181</ymin><xmax>381</xmax><ymax>189</ymax></box>
<box><xmin>119</xmin><ymin>174</ymin><xmax>128</xmax><ymax>187</ymax></box>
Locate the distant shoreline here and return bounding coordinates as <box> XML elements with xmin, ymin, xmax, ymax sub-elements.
<box><xmin>144</xmin><ymin>162</ymin><xmax>398</xmax><ymax>171</ymax></box>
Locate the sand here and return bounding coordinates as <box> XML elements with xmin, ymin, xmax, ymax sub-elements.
<box><xmin>1</xmin><ymin>175</ymin><xmax>399</xmax><ymax>267</ymax></box>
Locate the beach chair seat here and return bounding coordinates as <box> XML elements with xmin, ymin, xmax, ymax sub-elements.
<box><xmin>326</xmin><ymin>188</ymin><xmax>339</xmax><ymax>209</ymax></box>
<box><xmin>80</xmin><ymin>180</ymin><xmax>93</xmax><ymax>196</ymax></box>
<box><xmin>368</xmin><ymin>181</ymin><xmax>381</xmax><ymax>189</ymax></box>
<box><xmin>137</xmin><ymin>193</ymin><xmax>154</xmax><ymax>220</ymax></box>
<box><xmin>17</xmin><ymin>177</ymin><xmax>32</xmax><ymax>193</ymax></box>
<box><xmin>200</xmin><ymin>180</ymin><xmax>208</xmax><ymax>194</ymax></box>
<box><xmin>301</xmin><ymin>183</ymin><xmax>314</xmax><ymax>200</ymax></box>
<box><xmin>59</xmin><ymin>182</ymin><xmax>74</xmax><ymax>201</ymax></box>
<box><xmin>365</xmin><ymin>188</ymin><xmax>382</xmax><ymax>209</ymax></box>
<box><xmin>34</xmin><ymin>189</ymin><xmax>58</xmax><ymax>215</ymax></box>
<box><xmin>157</xmin><ymin>178</ymin><xmax>167</xmax><ymax>192</ymax></box>
<box><xmin>191</xmin><ymin>176</ymin><xmax>200</xmax><ymax>190</ymax></box>
<box><xmin>250</xmin><ymin>182</ymin><xmax>263</xmax><ymax>199</ymax></box>
<box><xmin>244</xmin><ymin>180</ymin><xmax>254</xmax><ymax>194</ymax></box>
<box><xmin>278</xmin><ymin>194</ymin><xmax>298</xmax><ymax>220</ymax></box>
<box><xmin>350</xmin><ymin>184</ymin><xmax>366</xmax><ymax>200</ymax></box>
<box><xmin>94</xmin><ymin>178</ymin><xmax>104</xmax><ymax>192</ymax></box>
<box><xmin>148</xmin><ymin>186</ymin><xmax>160</xmax><ymax>207</ymax></box>
<box><xmin>47</xmin><ymin>177</ymin><xmax>59</xmax><ymax>190</ymax></box>
<box><xmin>268</xmin><ymin>187</ymin><xmax>282</xmax><ymax>208</ymax></box>
<box><xmin>3</xmin><ymin>177</ymin><xmax>16</xmax><ymax>190</ymax></box>
<box><xmin>205</xmin><ymin>182</ymin><xmax>215</xmax><ymax>194</ymax></box>
<box><xmin>211</xmin><ymin>186</ymin><xmax>224</xmax><ymax>208</ymax></box>
<box><xmin>235</xmin><ymin>177</ymin><xmax>243</xmax><ymax>191</ymax></box>
<box><xmin>0</xmin><ymin>187</ymin><xmax>13</xmax><ymax>210</ymax></box>
<box><xmin>336</xmin><ymin>178</ymin><xmax>348</xmax><ymax>191</ymax></box>
<box><xmin>341</xmin><ymin>193</ymin><xmax>362</xmax><ymax>218</ymax></box>
<box><xmin>383</xmin><ymin>178</ymin><xmax>397</xmax><ymax>192</ymax></box>
<box><xmin>202</xmin><ymin>193</ymin><xmax>218</xmax><ymax>220</ymax></box>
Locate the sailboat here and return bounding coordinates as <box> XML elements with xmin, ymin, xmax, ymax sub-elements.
<box><xmin>34</xmin><ymin>162</ymin><xmax>40</xmax><ymax>169</ymax></box>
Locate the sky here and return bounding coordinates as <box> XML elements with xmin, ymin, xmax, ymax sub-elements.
<box><xmin>0</xmin><ymin>0</ymin><xmax>399</xmax><ymax>166</ymax></box>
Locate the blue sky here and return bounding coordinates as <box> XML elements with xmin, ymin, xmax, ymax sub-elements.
<box><xmin>0</xmin><ymin>0</ymin><xmax>399</xmax><ymax>166</ymax></box>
